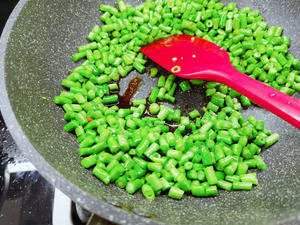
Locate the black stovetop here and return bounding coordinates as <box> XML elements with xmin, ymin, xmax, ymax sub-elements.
<box><xmin>0</xmin><ymin>113</ymin><xmax>55</xmax><ymax>225</ymax></box>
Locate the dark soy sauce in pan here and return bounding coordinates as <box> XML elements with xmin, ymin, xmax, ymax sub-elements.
<box><xmin>115</xmin><ymin>74</ymin><xmax>208</xmax><ymax>134</ymax></box>
<box><xmin>117</xmin><ymin>76</ymin><xmax>142</xmax><ymax>108</ymax></box>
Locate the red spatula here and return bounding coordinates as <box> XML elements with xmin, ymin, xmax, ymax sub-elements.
<box><xmin>141</xmin><ymin>34</ymin><xmax>300</xmax><ymax>129</ymax></box>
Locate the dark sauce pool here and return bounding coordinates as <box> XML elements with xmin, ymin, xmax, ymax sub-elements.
<box><xmin>117</xmin><ymin>76</ymin><xmax>142</xmax><ymax>108</ymax></box>
<box><xmin>114</xmin><ymin>69</ymin><xmax>209</xmax><ymax>133</ymax></box>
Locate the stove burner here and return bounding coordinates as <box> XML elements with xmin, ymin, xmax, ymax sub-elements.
<box><xmin>0</xmin><ymin>161</ymin><xmax>54</xmax><ymax>225</ymax></box>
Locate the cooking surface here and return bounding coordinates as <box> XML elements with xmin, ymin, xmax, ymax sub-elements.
<box><xmin>0</xmin><ymin>1</ymin><xmax>54</xmax><ymax>224</ymax></box>
<box><xmin>0</xmin><ymin>0</ymin><xmax>299</xmax><ymax>225</ymax></box>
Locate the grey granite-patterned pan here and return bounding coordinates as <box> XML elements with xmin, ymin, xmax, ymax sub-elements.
<box><xmin>0</xmin><ymin>0</ymin><xmax>299</xmax><ymax>224</ymax></box>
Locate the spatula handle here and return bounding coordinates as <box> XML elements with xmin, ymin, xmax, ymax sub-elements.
<box><xmin>222</xmin><ymin>66</ymin><xmax>300</xmax><ymax>129</ymax></box>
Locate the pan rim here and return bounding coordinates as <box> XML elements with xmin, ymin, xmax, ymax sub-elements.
<box><xmin>1</xmin><ymin>1</ymin><xmax>299</xmax><ymax>224</ymax></box>
<box><xmin>0</xmin><ymin>0</ymin><xmax>160</xmax><ymax>224</ymax></box>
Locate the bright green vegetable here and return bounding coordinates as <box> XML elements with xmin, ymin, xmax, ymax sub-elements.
<box><xmin>126</xmin><ymin>179</ymin><xmax>144</xmax><ymax>194</ymax></box>
<box><xmin>168</xmin><ymin>187</ymin><xmax>184</xmax><ymax>199</ymax></box>
<box><xmin>217</xmin><ymin>180</ymin><xmax>232</xmax><ymax>191</ymax></box>
<box><xmin>265</xmin><ymin>133</ymin><xmax>280</xmax><ymax>148</ymax></box>
<box><xmin>102</xmin><ymin>95</ymin><xmax>118</xmax><ymax>104</ymax></box>
<box><xmin>81</xmin><ymin>154</ymin><xmax>98</xmax><ymax>168</ymax></box>
<box><xmin>149</xmin><ymin>103</ymin><xmax>160</xmax><ymax>115</ymax></box>
<box><xmin>132</xmin><ymin>99</ymin><xmax>146</xmax><ymax>106</ymax></box>
<box><xmin>204</xmin><ymin>166</ymin><xmax>218</xmax><ymax>185</ymax></box>
<box><xmin>150</xmin><ymin>67</ymin><xmax>158</xmax><ymax>78</ymax></box>
<box><xmin>179</xmin><ymin>81</ymin><xmax>192</xmax><ymax>92</ymax></box>
<box><xmin>149</xmin><ymin>87</ymin><xmax>160</xmax><ymax>103</ymax></box>
<box><xmin>189</xmin><ymin>110</ymin><xmax>201</xmax><ymax>119</ymax></box>
<box><xmin>232</xmin><ymin>182</ymin><xmax>253</xmax><ymax>190</ymax></box>
<box><xmin>54</xmin><ymin>0</ymin><xmax>291</xmax><ymax>201</ymax></box>
<box><xmin>142</xmin><ymin>184</ymin><xmax>155</xmax><ymax>200</ymax></box>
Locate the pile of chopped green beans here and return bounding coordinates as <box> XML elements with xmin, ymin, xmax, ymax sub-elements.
<box><xmin>54</xmin><ymin>0</ymin><xmax>300</xmax><ymax>200</ymax></box>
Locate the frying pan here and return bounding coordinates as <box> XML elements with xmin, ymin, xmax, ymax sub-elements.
<box><xmin>0</xmin><ymin>0</ymin><xmax>299</xmax><ymax>224</ymax></box>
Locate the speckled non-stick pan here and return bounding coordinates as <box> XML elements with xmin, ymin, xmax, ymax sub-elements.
<box><xmin>0</xmin><ymin>0</ymin><xmax>299</xmax><ymax>224</ymax></box>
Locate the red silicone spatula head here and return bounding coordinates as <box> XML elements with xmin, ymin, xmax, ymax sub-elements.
<box><xmin>140</xmin><ymin>34</ymin><xmax>231</xmax><ymax>81</ymax></box>
<box><xmin>140</xmin><ymin>34</ymin><xmax>300</xmax><ymax>129</ymax></box>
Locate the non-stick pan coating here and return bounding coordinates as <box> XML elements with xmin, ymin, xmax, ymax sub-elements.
<box><xmin>0</xmin><ymin>0</ymin><xmax>299</xmax><ymax>224</ymax></box>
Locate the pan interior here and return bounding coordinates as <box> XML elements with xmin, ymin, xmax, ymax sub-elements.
<box><xmin>3</xmin><ymin>0</ymin><xmax>300</xmax><ymax>224</ymax></box>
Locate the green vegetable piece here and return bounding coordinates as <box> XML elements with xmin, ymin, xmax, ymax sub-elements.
<box><xmin>232</xmin><ymin>182</ymin><xmax>253</xmax><ymax>190</ymax></box>
<box><xmin>81</xmin><ymin>154</ymin><xmax>98</xmax><ymax>168</ymax></box>
<box><xmin>150</xmin><ymin>67</ymin><xmax>159</xmax><ymax>77</ymax></box>
<box><xmin>189</xmin><ymin>110</ymin><xmax>200</xmax><ymax>119</ymax></box>
<box><xmin>149</xmin><ymin>103</ymin><xmax>160</xmax><ymax>115</ymax></box>
<box><xmin>204</xmin><ymin>166</ymin><xmax>218</xmax><ymax>185</ymax></box>
<box><xmin>168</xmin><ymin>187</ymin><xmax>184</xmax><ymax>199</ymax></box>
<box><xmin>126</xmin><ymin>179</ymin><xmax>144</xmax><ymax>194</ymax></box>
<box><xmin>142</xmin><ymin>184</ymin><xmax>155</xmax><ymax>200</ymax></box>
<box><xmin>265</xmin><ymin>133</ymin><xmax>280</xmax><ymax>148</ymax></box>
<box><xmin>179</xmin><ymin>81</ymin><xmax>191</xmax><ymax>92</ymax></box>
